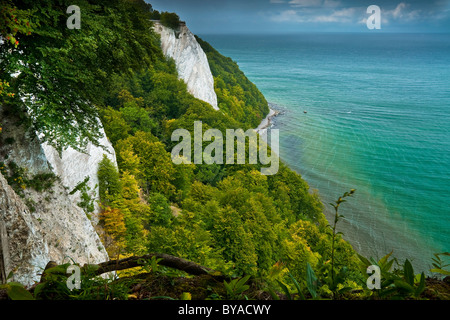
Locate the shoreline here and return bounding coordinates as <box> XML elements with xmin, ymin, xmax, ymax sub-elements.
<box><xmin>255</xmin><ymin>103</ymin><xmax>281</xmax><ymax>135</ymax></box>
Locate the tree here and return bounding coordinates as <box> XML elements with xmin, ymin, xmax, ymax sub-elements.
<box><xmin>100</xmin><ymin>207</ymin><xmax>127</xmax><ymax>256</ymax></box>
<box><xmin>98</xmin><ymin>155</ymin><xmax>122</xmax><ymax>207</ymax></box>
<box><xmin>160</xmin><ymin>11</ymin><xmax>181</xmax><ymax>30</ymax></box>
<box><xmin>1</xmin><ymin>0</ymin><xmax>161</xmax><ymax>152</ymax></box>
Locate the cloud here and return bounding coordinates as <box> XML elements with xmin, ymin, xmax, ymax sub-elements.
<box><xmin>271</xmin><ymin>6</ymin><xmax>357</xmax><ymax>23</ymax></box>
<box><xmin>391</xmin><ymin>2</ymin><xmax>408</xmax><ymax>18</ymax></box>
<box><xmin>381</xmin><ymin>3</ymin><xmax>423</xmax><ymax>24</ymax></box>
<box><xmin>271</xmin><ymin>9</ymin><xmax>305</xmax><ymax>22</ymax></box>
<box><xmin>270</xmin><ymin>1</ymin><xmax>449</xmax><ymax>27</ymax></box>
<box><xmin>287</xmin><ymin>0</ymin><xmax>340</xmax><ymax>7</ymax></box>
<box><xmin>288</xmin><ymin>0</ymin><xmax>322</xmax><ymax>7</ymax></box>
<box><xmin>313</xmin><ymin>7</ymin><xmax>357</xmax><ymax>22</ymax></box>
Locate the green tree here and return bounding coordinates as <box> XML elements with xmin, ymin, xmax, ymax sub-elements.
<box><xmin>196</xmin><ymin>36</ymin><xmax>269</xmax><ymax>129</ymax></box>
<box><xmin>1</xmin><ymin>0</ymin><xmax>161</xmax><ymax>152</ymax></box>
<box><xmin>160</xmin><ymin>11</ymin><xmax>181</xmax><ymax>30</ymax></box>
<box><xmin>98</xmin><ymin>155</ymin><xmax>122</xmax><ymax>207</ymax></box>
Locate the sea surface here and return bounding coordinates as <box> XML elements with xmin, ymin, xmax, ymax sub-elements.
<box><xmin>201</xmin><ymin>33</ymin><xmax>450</xmax><ymax>272</ymax></box>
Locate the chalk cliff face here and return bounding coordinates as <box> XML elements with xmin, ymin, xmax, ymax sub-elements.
<box><xmin>0</xmin><ymin>107</ymin><xmax>109</xmax><ymax>286</ymax></box>
<box><xmin>41</xmin><ymin>125</ymin><xmax>117</xmax><ymax>225</ymax></box>
<box><xmin>153</xmin><ymin>22</ymin><xmax>219</xmax><ymax>110</ymax></box>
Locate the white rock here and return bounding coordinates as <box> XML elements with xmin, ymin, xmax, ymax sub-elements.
<box><xmin>0</xmin><ymin>108</ymin><xmax>109</xmax><ymax>286</ymax></box>
<box><xmin>41</xmin><ymin>124</ymin><xmax>117</xmax><ymax>225</ymax></box>
<box><xmin>153</xmin><ymin>22</ymin><xmax>218</xmax><ymax>110</ymax></box>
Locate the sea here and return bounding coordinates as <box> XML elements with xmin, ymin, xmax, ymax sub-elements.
<box><xmin>201</xmin><ymin>33</ymin><xmax>450</xmax><ymax>273</ymax></box>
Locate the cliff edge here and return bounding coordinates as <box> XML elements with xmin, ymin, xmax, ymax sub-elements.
<box><xmin>152</xmin><ymin>21</ymin><xmax>219</xmax><ymax>110</ymax></box>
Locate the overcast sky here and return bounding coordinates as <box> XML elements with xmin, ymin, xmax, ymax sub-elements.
<box><xmin>148</xmin><ymin>0</ymin><xmax>450</xmax><ymax>34</ymax></box>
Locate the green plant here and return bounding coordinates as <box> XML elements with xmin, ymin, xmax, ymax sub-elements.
<box><xmin>306</xmin><ymin>262</ymin><xmax>319</xmax><ymax>299</ymax></box>
<box><xmin>430</xmin><ymin>252</ymin><xmax>450</xmax><ymax>276</ymax></box>
<box><xmin>0</xmin><ymin>161</ymin><xmax>57</xmax><ymax>195</ymax></box>
<box><xmin>224</xmin><ymin>275</ymin><xmax>251</xmax><ymax>299</ymax></box>
<box><xmin>329</xmin><ymin>189</ymin><xmax>355</xmax><ymax>280</ymax></box>
<box><xmin>160</xmin><ymin>11</ymin><xmax>181</xmax><ymax>30</ymax></box>
<box><xmin>0</xmin><ymin>272</ymin><xmax>34</xmax><ymax>300</ymax></box>
<box><xmin>393</xmin><ymin>259</ymin><xmax>426</xmax><ymax>299</ymax></box>
<box><xmin>1</xmin><ymin>161</ymin><xmax>27</xmax><ymax>196</ymax></box>
<box><xmin>70</xmin><ymin>177</ymin><xmax>96</xmax><ymax>218</ymax></box>
<box><xmin>141</xmin><ymin>256</ymin><xmax>163</xmax><ymax>274</ymax></box>
<box><xmin>358</xmin><ymin>252</ymin><xmax>426</xmax><ymax>299</ymax></box>
<box><xmin>324</xmin><ymin>189</ymin><xmax>355</xmax><ymax>299</ymax></box>
<box><xmin>276</xmin><ymin>272</ymin><xmax>307</xmax><ymax>300</ymax></box>
<box><xmin>26</xmin><ymin>172</ymin><xmax>58</xmax><ymax>192</ymax></box>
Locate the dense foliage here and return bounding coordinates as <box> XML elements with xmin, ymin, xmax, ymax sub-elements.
<box><xmin>196</xmin><ymin>36</ymin><xmax>269</xmax><ymax>129</ymax></box>
<box><xmin>3</xmin><ymin>0</ymin><xmax>446</xmax><ymax>301</ymax></box>
<box><xmin>0</xmin><ymin>0</ymin><xmax>161</xmax><ymax>152</ymax></box>
<box><xmin>160</xmin><ymin>11</ymin><xmax>181</xmax><ymax>30</ymax></box>
<box><xmin>0</xmin><ymin>0</ymin><xmax>359</xmax><ymax>295</ymax></box>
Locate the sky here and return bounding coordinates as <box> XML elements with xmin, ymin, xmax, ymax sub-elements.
<box><xmin>148</xmin><ymin>0</ymin><xmax>450</xmax><ymax>34</ymax></box>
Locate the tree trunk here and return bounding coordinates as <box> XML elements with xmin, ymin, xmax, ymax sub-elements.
<box><xmin>91</xmin><ymin>253</ymin><xmax>219</xmax><ymax>278</ymax></box>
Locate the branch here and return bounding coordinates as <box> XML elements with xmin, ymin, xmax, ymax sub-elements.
<box><xmin>91</xmin><ymin>253</ymin><xmax>218</xmax><ymax>278</ymax></box>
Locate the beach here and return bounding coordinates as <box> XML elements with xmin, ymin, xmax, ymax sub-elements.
<box><xmin>255</xmin><ymin>103</ymin><xmax>281</xmax><ymax>139</ymax></box>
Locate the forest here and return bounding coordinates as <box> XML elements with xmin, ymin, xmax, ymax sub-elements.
<box><xmin>0</xmin><ymin>0</ymin><xmax>448</xmax><ymax>301</ymax></box>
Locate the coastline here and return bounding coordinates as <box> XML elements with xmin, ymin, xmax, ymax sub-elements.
<box><xmin>255</xmin><ymin>103</ymin><xmax>281</xmax><ymax>136</ymax></box>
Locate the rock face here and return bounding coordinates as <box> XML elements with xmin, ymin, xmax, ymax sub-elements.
<box><xmin>41</xmin><ymin>125</ymin><xmax>117</xmax><ymax>225</ymax></box>
<box><xmin>0</xmin><ymin>106</ymin><xmax>109</xmax><ymax>286</ymax></box>
<box><xmin>0</xmin><ymin>173</ymin><xmax>47</xmax><ymax>286</ymax></box>
<box><xmin>153</xmin><ymin>21</ymin><xmax>218</xmax><ymax>110</ymax></box>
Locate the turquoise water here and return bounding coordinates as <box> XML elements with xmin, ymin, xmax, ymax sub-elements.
<box><xmin>202</xmin><ymin>33</ymin><xmax>450</xmax><ymax>272</ymax></box>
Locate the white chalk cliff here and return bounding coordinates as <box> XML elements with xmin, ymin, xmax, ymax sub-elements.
<box><xmin>0</xmin><ymin>107</ymin><xmax>110</xmax><ymax>286</ymax></box>
<box><xmin>153</xmin><ymin>21</ymin><xmax>218</xmax><ymax>110</ymax></box>
<box><xmin>41</xmin><ymin>125</ymin><xmax>117</xmax><ymax>226</ymax></box>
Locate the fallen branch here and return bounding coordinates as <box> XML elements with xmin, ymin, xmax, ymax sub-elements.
<box><xmin>91</xmin><ymin>253</ymin><xmax>217</xmax><ymax>278</ymax></box>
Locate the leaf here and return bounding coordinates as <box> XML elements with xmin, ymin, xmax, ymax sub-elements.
<box><xmin>357</xmin><ymin>254</ymin><xmax>371</xmax><ymax>267</ymax></box>
<box><xmin>338</xmin><ymin>286</ymin><xmax>353</xmax><ymax>294</ymax></box>
<box><xmin>6</xmin><ymin>271</ymin><xmax>14</xmax><ymax>281</ymax></box>
<box><xmin>403</xmin><ymin>259</ymin><xmax>414</xmax><ymax>286</ymax></box>
<box><xmin>378</xmin><ymin>251</ymin><xmax>393</xmax><ymax>268</ymax></box>
<box><xmin>306</xmin><ymin>263</ymin><xmax>318</xmax><ymax>299</ymax></box>
<box><xmin>180</xmin><ymin>292</ymin><xmax>192</xmax><ymax>300</ymax></box>
<box><xmin>277</xmin><ymin>280</ymin><xmax>292</xmax><ymax>300</ymax></box>
<box><xmin>266</xmin><ymin>287</ymin><xmax>280</xmax><ymax>300</ymax></box>
<box><xmin>236</xmin><ymin>275</ymin><xmax>251</xmax><ymax>291</ymax></box>
<box><xmin>414</xmin><ymin>272</ymin><xmax>426</xmax><ymax>297</ymax></box>
<box><xmin>430</xmin><ymin>268</ymin><xmax>450</xmax><ymax>276</ymax></box>
<box><xmin>7</xmin><ymin>284</ymin><xmax>35</xmax><ymax>300</ymax></box>
<box><xmin>288</xmin><ymin>272</ymin><xmax>305</xmax><ymax>300</ymax></box>
<box><xmin>223</xmin><ymin>280</ymin><xmax>232</xmax><ymax>293</ymax></box>
<box><xmin>383</xmin><ymin>259</ymin><xmax>395</xmax><ymax>274</ymax></box>
<box><xmin>394</xmin><ymin>280</ymin><xmax>415</xmax><ymax>293</ymax></box>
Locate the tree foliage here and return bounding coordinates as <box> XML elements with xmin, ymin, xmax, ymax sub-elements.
<box><xmin>160</xmin><ymin>11</ymin><xmax>181</xmax><ymax>30</ymax></box>
<box><xmin>196</xmin><ymin>36</ymin><xmax>270</xmax><ymax>129</ymax></box>
<box><xmin>4</xmin><ymin>0</ymin><xmax>362</xmax><ymax>292</ymax></box>
<box><xmin>1</xmin><ymin>0</ymin><xmax>162</xmax><ymax>152</ymax></box>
